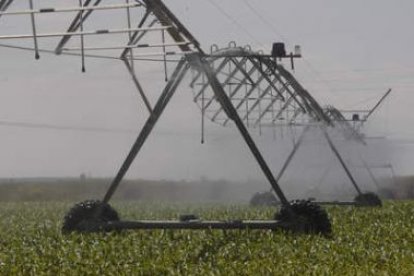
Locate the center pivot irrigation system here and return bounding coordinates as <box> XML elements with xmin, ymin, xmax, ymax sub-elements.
<box><xmin>0</xmin><ymin>0</ymin><xmax>392</xmax><ymax>235</ymax></box>
<box><xmin>250</xmin><ymin>91</ymin><xmax>391</xmax><ymax>208</ymax></box>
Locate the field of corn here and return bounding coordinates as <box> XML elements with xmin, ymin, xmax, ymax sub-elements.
<box><xmin>0</xmin><ymin>200</ymin><xmax>413</xmax><ymax>275</ymax></box>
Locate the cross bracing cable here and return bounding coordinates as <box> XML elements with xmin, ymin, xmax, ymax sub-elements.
<box><xmin>241</xmin><ymin>0</ymin><xmax>288</xmax><ymax>45</ymax></box>
<box><xmin>205</xmin><ymin>0</ymin><xmax>264</xmax><ymax>49</ymax></box>
<box><xmin>239</xmin><ymin>0</ymin><xmax>342</xmax><ymax>104</ymax></box>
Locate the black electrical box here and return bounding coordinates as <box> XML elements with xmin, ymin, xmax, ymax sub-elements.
<box><xmin>272</xmin><ymin>42</ymin><xmax>286</xmax><ymax>57</ymax></box>
<box><xmin>352</xmin><ymin>114</ymin><xmax>360</xmax><ymax>121</ymax></box>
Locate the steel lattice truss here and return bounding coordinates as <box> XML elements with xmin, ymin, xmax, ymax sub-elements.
<box><xmin>192</xmin><ymin>46</ymin><xmax>331</xmax><ymax>128</ymax></box>
<box><xmin>0</xmin><ymin>0</ymin><xmax>201</xmax><ymax>97</ymax></box>
<box><xmin>0</xmin><ymin>0</ymin><xmax>330</xmax><ymax>128</ymax></box>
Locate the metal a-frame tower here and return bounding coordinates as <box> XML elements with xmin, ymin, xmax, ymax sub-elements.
<box><xmin>0</xmin><ymin>0</ymin><xmax>389</xmax><ymax>234</ymax></box>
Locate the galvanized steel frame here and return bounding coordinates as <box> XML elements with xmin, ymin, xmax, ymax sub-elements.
<box><xmin>0</xmin><ymin>0</ymin><xmax>374</xmax><ymax>213</ymax></box>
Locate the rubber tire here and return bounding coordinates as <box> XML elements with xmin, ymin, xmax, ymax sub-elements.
<box><xmin>275</xmin><ymin>200</ymin><xmax>332</xmax><ymax>236</ymax></box>
<box><xmin>62</xmin><ymin>200</ymin><xmax>120</xmax><ymax>233</ymax></box>
<box><xmin>354</xmin><ymin>192</ymin><xmax>382</xmax><ymax>207</ymax></box>
<box><xmin>250</xmin><ymin>191</ymin><xmax>279</xmax><ymax>207</ymax></box>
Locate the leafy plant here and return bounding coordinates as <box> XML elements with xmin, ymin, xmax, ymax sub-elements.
<box><xmin>0</xmin><ymin>201</ymin><xmax>413</xmax><ymax>274</ymax></box>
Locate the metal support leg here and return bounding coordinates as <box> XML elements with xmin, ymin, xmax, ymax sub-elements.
<box><xmin>323</xmin><ymin>129</ymin><xmax>362</xmax><ymax>195</ymax></box>
<box><xmin>78</xmin><ymin>0</ymin><xmax>86</xmax><ymax>72</ymax></box>
<box><xmin>123</xmin><ymin>58</ymin><xmax>153</xmax><ymax>114</ymax></box>
<box><xmin>190</xmin><ymin>54</ymin><xmax>291</xmax><ymax>208</ymax></box>
<box><xmin>0</xmin><ymin>0</ymin><xmax>15</xmax><ymax>20</ymax></box>
<box><xmin>275</xmin><ymin>125</ymin><xmax>311</xmax><ymax>182</ymax></box>
<box><xmin>28</xmin><ymin>0</ymin><xmax>39</xmax><ymax>59</ymax></box>
<box><xmin>361</xmin><ymin>158</ymin><xmax>380</xmax><ymax>189</ymax></box>
<box><xmin>102</xmin><ymin>58</ymin><xmax>189</xmax><ymax>203</ymax></box>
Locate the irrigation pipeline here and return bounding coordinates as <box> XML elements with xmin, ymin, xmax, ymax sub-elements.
<box><xmin>0</xmin><ymin>43</ymin><xmax>183</xmax><ymax>63</ymax></box>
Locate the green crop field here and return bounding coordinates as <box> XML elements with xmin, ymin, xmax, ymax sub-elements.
<box><xmin>0</xmin><ymin>201</ymin><xmax>413</xmax><ymax>275</ymax></box>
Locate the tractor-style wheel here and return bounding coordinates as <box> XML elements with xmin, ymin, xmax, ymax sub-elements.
<box><xmin>250</xmin><ymin>191</ymin><xmax>279</xmax><ymax>207</ymax></box>
<box><xmin>354</xmin><ymin>192</ymin><xmax>382</xmax><ymax>207</ymax></box>
<box><xmin>275</xmin><ymin>200</ymin><xmax>332</xmax><ymax>236</ymax></box>
<box><xmin>62</xmin><ymin>200</ymin><xmax>120</xmax><ymax>233</ymax></box>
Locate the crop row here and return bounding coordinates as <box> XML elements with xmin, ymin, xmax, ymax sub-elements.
<box><xmin>0</xmin><ymin>201</ymin><xmax>413</xmax><ymax>275</ymax></box>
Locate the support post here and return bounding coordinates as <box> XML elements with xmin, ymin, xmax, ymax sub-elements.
<box><xmin>125</xmin><ymin>0</ymin><xmax>135</xmax><ymax>71</ymax></box>
<box><xmin>102</xmin><ymin>58</ymin><xmax>189</xmax><ymax>203</ymax></box>
<box><xmin>123</xmin><ymin>58</ymin><xmax>153</xmax><ymax>114</ymax></box>
<box><xmin>323</xmin><ymin>129</ymin><xmax>362</xmax><ymax>195</ymax></box>
<box><xmin>275</xmin><ymin>125</ymin><xmax>311</xmax><ymax>182</ymax></box>
<box><xmin>190</xmin><ymin>54</ymin><xmax>291</xmax><ymax>208</ymax></box>
<box><xmin>28</xmin><ymin>0</ymin><xmax>39</xmax><ymax>59</ymax></box>
<box><xmin>78</xmin><ymin>0</ymin><xmax>86</xmax><ymax>72</ymax></box>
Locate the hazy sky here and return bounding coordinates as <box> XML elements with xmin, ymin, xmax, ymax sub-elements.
<box><xmin>0</xmin><ymin>0</ymin><xmax>413</xmax><ymax>183</ymax></box>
